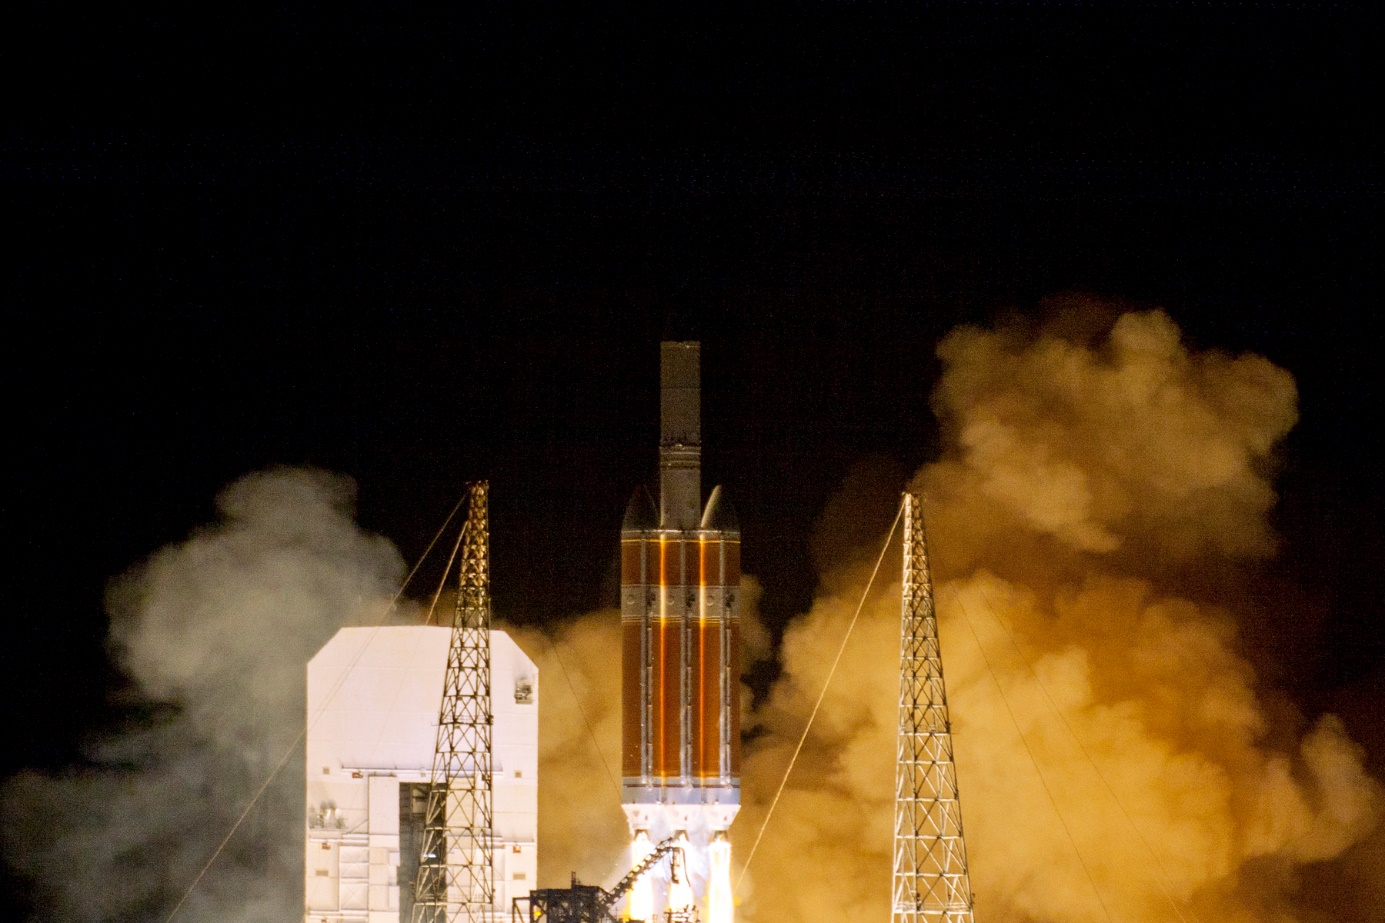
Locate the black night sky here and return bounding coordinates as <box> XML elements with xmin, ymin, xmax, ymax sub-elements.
<box><xmin>3</xmin><ymin>5</ymin><xmax>1382</xmax><ymax>919</ymax></box>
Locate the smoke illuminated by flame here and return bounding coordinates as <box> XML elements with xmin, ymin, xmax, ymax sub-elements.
<box><xmin>4</xmin><ymin>301</ymin><xmax>1377</xmax><ymax>923</ymax></box>
<box><xmin>523</xmin><ymin>299</ymin><xmax>1385</xmax><ymax>923</ymax></box>
<box><xmin>727</xmin><ymin>303</ymin><xmax>1383</xmax><ymax>923</ymax></box>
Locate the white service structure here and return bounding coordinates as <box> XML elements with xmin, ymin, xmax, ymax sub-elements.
<box><xmin>305</xmin><ymin>626</ymin><xmax>538</xmax><ymax>923</ymax></box>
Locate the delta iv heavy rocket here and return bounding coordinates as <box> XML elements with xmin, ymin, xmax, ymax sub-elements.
<box><xmin>620</xmin><ymin>341</ymin><xmax>740</xmax><ymax>921</ymax></box>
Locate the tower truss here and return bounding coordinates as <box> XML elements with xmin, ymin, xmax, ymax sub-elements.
<box><xmin>892</xmin><ymin>493</ymin><xmax>974</xmax><ymax>923</ymax></box>
<box><xmin>414</xmin><ymin>481</ymin><xmax>496</xmax><ymax>923</ymax></box>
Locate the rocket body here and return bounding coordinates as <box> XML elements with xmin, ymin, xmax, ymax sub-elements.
<box><xmin>621</xmin><ymin>342</ymin><xmax>741</xmax><ymax>908</ymax></box>
<box><xmin>619</xmin><ymin>508</ymin><xmax>741</xmax><ymax>825</ymax></box>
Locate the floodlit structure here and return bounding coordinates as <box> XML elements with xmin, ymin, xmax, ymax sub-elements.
<box><xmin>512</xmin><ymin>837</ymin><xmax>693</xmax><ymax>923</ymax></box>
<box><xmin>413</xmin><ymin>482</ymin><xmax>498</xmax><ymax>923</ymax></box>
<box><xmin>891</xmin><ymin>493</ymin><xmax>974</xmax><ymax>923</ymax></box>
<box><xmin>304</xmin><ymin>626</ymin><xmax>538</xmax><ymax>922</ymax></box>
<box><xmin>300</xmin><ymin>356</ymin><xmax>977</xmax><ymax>923</ymax></box>
<box><xmin>620</xmin><ymin>341</ymin><xmax>741</xmax><ymax>921</ymax></box>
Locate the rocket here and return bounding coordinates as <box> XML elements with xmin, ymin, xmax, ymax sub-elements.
<box><xmin>620</xmin><ymin>341</ymin><xmax>740</xmax><ymax>919</ymax></box>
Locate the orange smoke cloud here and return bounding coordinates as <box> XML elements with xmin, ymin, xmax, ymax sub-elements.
<box><xmin>733</xmin><ymin>301</ymin><xmax>1380</xmax><ymax>923</ymax></box>
<box><xmin>925</xmin><ymin>304</ymin><xmax>1298</xmax><ymax>568</ymax></box>
<box><xmin>507</xmin><ymin>612</ymin><xmax>629</xmax><ymax>887</ymax></box>
<box><xmin>523</xmin><ymin>299</ymin><xmax>1381</xmax><ymax>923</ymax></box>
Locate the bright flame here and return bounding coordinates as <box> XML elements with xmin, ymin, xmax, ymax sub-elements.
<box><xmin>707</xmin><ymin>834</ymin><xmax>734</xmax><ymax>923</ymax></box>
<box><xmin>668</xmin><ymin>832</ymin><xmax>695</xmax><ymax>912</ymax></box>
<box><xmin>628</xmin><ymin>831</ymin><xmax>653</xmax><ymax>922</ymax></box>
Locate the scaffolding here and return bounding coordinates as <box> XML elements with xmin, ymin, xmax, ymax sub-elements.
<box><xmin>891</xmin><ymin>493</ymin><xmax>974</xmax><ymax>923</ymax></box>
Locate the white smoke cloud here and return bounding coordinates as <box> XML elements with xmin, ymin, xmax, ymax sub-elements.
<box><xmin>1</xmin><ymin>467</ymin><xmax>404</xmax><ymax>922</ymax></box>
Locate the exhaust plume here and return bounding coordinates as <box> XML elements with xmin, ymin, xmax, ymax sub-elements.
<box><xmin>1</xmin><ymin>467</ymin><xmax>404</xmax><ymax>922</ymax></box>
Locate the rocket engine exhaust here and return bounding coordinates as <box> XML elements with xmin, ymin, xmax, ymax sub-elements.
<box><xmin>629</xmin><ymin>830</ymin><xmax>655</xmax><ymax>922</ymax></box>
<box><xmin>707</xmin><ymin>834</ymin><xmax>734</xmax><ymax>923</ymax></box>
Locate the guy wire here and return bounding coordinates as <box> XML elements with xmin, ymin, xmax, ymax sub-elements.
<box><xmin>736</xmin><ymin>498</ymin><xmax>904</xmax><ymax>892</ymax></box>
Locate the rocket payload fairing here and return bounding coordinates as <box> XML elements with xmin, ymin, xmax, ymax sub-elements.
<box><xmin>621</xmin><ymin>341</ymin><xmax>741</xmax><ymax>859</ymax></box>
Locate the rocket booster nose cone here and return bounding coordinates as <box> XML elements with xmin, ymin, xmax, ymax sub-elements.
<box><xmin>699</xmin><ymin>485</ymin><xmax>739</xmax><ymax>532</ymax></box>
<box><xmin>622</xmin><ymin>486</ymin><xmax>659</xmax><ymax>532</ymax></box>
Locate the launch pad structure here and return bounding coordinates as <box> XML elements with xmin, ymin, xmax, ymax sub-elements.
<box><xmin>305</xmin><ymin>341</ymin><xmax>977</xmax><ymax>923</ymax></box>
<box><xmin>514</xmin><ymin>838</ymin><xmax>695</xmax><ymax>923</ymax></box>
<box><xmin>412</xmin><ymin>483</ymin><xmax>497</xmax><ymax>923</ymax></box>
<box><xmin>304</xmin><ymin>482</ymin><xmax>538</xmax><ymax>923</ymax></box>
<box><xmin>892</xmin><ymin>494</ymin><xmax>975</xmax><ymax>923</ymax></box>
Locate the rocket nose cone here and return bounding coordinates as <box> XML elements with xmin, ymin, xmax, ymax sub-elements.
<box><xmin>700</xmin><ymin>485</ymin><xmax>739</xmax><ymax>532</ymax></box>
<box><xmin>622</xmin><ymin>486</ymin><xmax>659</xmax><ymax>531</ymax></box>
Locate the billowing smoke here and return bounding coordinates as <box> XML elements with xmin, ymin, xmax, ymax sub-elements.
<box><xmin>7</xmin><ymin>302</ymin><xmax>1380</xmax><ymax>923</ymax></box>
<box><xmin>1</xmin><ymin>467</ymin><xmax>404</xmax><ymax>922</ymax></box>
<box><xmin>731</xmin><ymin>302</ymin><xmax>1383</xmax><ymax>922</ymax></box>
<box><xmin>506</xmin><ymin>613</ymin><xmax>629</xmax><ymax>887</ymax></box>
<box><xmin>525</xmin><ymin>300</ymin><xmax>1382</xmax><ymax>923</ymax></box>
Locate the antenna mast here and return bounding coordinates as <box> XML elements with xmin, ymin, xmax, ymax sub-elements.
<box><xmin>892</xmin><ymin>493</ymin><xmax>974</xmax><ymax>923</ymax></box>
<box><xmin>414</xmin><ymin>481</ymin><xmax>496</xmax><ymax>923</ymax></box>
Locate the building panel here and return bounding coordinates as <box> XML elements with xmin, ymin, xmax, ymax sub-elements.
<box><xmin>305</xmin><ymin>627</ymin><xmax>537</xmax><ymax>923</ymax></box>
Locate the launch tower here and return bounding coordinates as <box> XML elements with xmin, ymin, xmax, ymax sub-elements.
<box><xmin>304</xmin><ymin>481</ymin><xmax>538</xmax><ymax>923</ymax></box>
<box><xmin>620</xmin><ymin>342</ymin><xmax>740</xmax><ymax>922</ymax></box>
<box><xmin>414</xmin><ymin>482</ymin><xmax>497</xmax><ymax>923</ymax></box>
<box><xmin>891</xmin><ymin>493</ymin><xmax>974</xmax><ymax>923</ymax></box>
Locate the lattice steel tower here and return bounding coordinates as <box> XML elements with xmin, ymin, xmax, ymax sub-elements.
<box><xmin>413</xmin><ymin>482</ymin><xmax>496</xmax><ymax>923</ymax></box>
<box><xmin>892</xmin><ymin>492</ymin><xmax>974</xmax><ymax>923</ymax></box>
